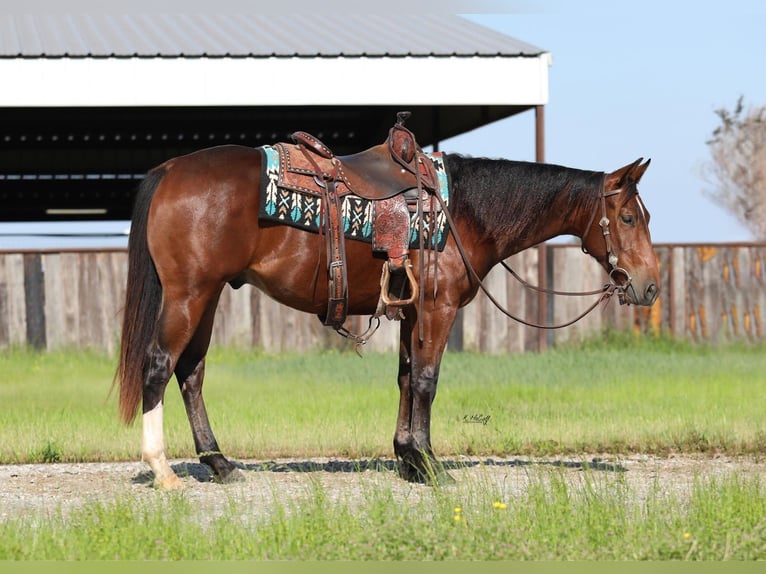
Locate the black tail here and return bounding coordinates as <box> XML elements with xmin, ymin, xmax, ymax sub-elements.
<box><xmin>115</xmin><ymin>168</ymin><xmax>166</xmax><ymax>424</ymax></box>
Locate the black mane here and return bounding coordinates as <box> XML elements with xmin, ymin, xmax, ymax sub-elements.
<box><xmin>445</xmin><ymin>154</ymin><xmax>604</xmax><ymax>242</ymax></box>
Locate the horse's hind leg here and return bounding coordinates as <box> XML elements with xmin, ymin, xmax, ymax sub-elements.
<box><xmin>174</xmin><ymin>292</ymin><xmax>243</xmax><ymax>483</ymax></box>
<box><xmin>142</xmin><ymin>341</ymin><xmax>183</xmax><ymax>489</ymax></box>
<box><xmin>142</xmin><ymin>285</ymin><xmax>221</xmax><ymax>489</ymax></box>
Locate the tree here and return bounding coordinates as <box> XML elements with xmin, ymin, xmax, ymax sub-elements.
<box><xmin>703</xmin><ymin>96</ymin><xmax>766</xmax><ymax>240</ymax></box>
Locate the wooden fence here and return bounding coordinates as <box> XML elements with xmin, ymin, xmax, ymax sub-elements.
<box><xmin>0</xmin><ymin>243</ymin><xmax>764</xmax><ymax>354</ymax></box>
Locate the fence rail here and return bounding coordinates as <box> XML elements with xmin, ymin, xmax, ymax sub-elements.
<box><xmin>0</xmin><ymin>243</ymin><xmax>764</xmax><ymax>354</ymax></box>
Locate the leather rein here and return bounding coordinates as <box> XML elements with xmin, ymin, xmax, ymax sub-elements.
<box><xmin>333</xmin><ymin>167</ymin><xmax>636</xmax><ymax>347</ymax></box>
<box><xmin>433</xmin><ymin>173</ymin><xmax>635</xmax><ymax>330</ymax></box>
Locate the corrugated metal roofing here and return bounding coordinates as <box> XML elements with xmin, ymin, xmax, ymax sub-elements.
<box><xmin>0</xmin><ymin>13</ymin><xmax>544</xmax><ymax>58</ymax></box>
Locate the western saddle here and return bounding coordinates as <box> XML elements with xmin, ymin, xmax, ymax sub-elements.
<box><xmin>273</xmin><ymin>112</ymin><xmax>440</xmax><ymax>332</ymax></box>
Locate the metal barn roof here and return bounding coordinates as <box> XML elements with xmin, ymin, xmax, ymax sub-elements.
<box><xmin>0</xmin><ymin>12</ymin><xmax>550</xmax><ymax>107</ymax></box>
<box><xmin>0</xmin><ymin>13</ymin><xmax>544</xmax><ymax>58</ymax></box>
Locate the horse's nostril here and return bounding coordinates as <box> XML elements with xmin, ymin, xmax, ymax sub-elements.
<box><xmin>645</xmin><ymin>282</ymin><xmax>658</xmax><ymax>300</ymax></box>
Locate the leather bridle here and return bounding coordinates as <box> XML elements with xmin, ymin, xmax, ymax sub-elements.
<box><xmin>346</xmin><ymin>169</ymin><xmax>644</xmax><ymax>347</ymax></box>
<box><xmin>580</xmin><ymin>175</ymin><xmax>637</xmax><ymax>305</ymax></box>
<box><xmin>430</xmin><ymin>174</ymin><xmax>641</xmax><ymax>330</ymax></box>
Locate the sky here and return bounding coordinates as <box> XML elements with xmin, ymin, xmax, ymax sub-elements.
<box><xmin>454</xmin><ymin>0</ymin><xmax>766</xmax><ymax>245</ymax></box>
<box><xmin>1</xmin><ymin>0</ymin><xmax>764</xmax><ymax>248</ymax></box>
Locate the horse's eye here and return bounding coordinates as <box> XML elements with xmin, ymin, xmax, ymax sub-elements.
<box><xmin>620</xmin><ymin>214</ymin><xmax>634</xmax><ymax>225</ymax></box>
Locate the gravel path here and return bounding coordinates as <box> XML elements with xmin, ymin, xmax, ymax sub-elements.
<box><xmin>1</xmin><ymin>455</ymin><xmax>763</xmax><ymax>524</ymax></box>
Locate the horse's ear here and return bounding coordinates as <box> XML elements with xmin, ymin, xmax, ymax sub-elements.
<box><xmin>606</xmin><ymin>158</ymin><xmax>649</xmax><ymax>189</ymax></box>
<box><xmin>630</xmin><ymin>158</ymin><xmax>651</xmax><ymax>183</ymax></box>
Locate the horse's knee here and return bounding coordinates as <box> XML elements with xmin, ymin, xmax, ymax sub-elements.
<box><xmin>411</xmin><ymin>366</ymin><xmax>439</xmax><ymax>401</ymax></box>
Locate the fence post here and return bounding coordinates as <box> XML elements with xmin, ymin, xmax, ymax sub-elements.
<box><xmin>23</xmin><ymin>253</ymin><xmax>47</xmax><ymax>350</ymax></box>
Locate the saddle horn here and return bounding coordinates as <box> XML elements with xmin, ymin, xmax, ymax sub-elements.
<box><xmin>391</xmin><ymin>112</ymin><xmax>417</xmax><ymax>164</ymax></box>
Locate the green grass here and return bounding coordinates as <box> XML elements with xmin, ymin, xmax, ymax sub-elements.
<box><xmin>1</xmin><ymin>469</ymin><xmax>764</xmax><ymax>560</ymax></box>
<box><xmin>2</xmin><ymin>335</ymin><xmax>766</xmax><ymax>561</ymax></box>
<box><xmin>1</xmin><ymin>335</ymin><xmax>766</xmax><ymax>463</ymax></box>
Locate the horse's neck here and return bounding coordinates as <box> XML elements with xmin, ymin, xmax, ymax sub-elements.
<box><xmin>449</xmin><ymin>157</ymin><xmax>598</xmax><ymax>268</ymax></box>
<box><xmin>505</xmin><ymin>197</ymin><xmax>575</xmax><ymax>254</ymax></box>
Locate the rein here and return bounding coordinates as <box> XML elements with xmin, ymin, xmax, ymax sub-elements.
<box><xmin>433</xmin><ymin>176</ymin><xmax>632</xmax><ymax>330</ymax></box>
<box><xmin>339</xmin><ymin>168</ymin><xmax>635</xmax><ymax>347</ymax></box>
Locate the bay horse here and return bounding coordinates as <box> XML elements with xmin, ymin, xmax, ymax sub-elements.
<box><xmin>116</xmin><ymin>142</ymin><xmax>659</xmax><ymax>489</ymax></box>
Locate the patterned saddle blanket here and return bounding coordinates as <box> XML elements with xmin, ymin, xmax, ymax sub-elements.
<box><xmin>258</xmin><ymin>145</ymin><xmax>450</xmax><ymax>251</ymax></box>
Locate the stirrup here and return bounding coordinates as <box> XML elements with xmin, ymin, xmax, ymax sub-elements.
<box><xmin>380</xmin><ymin>259</ymin><xmax>419</xmax><ymax>307</ymax></box>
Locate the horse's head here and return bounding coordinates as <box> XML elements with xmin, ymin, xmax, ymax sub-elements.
<box><xmin>581</xmin><ymin>158</ymin><xmax>660</xmax><ymax>306</ymax></box>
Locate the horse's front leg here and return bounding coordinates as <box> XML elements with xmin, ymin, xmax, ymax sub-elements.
<box><xmin>394</xmin><ymin>318</ymin><xmax>416</xmax><ymax>480</ymax></box>
<box><xmin>394</xmin><ymin>306</ymin><xmax>456</xmax><ymax>484</ymax></box>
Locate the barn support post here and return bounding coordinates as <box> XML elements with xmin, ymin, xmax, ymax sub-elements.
<box><xmin>535</xmin><ymin>105</ymin><xmax>545</xmax><ymax>163</ymax></box>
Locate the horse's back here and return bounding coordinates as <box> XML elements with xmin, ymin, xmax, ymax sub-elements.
<box><xmin>157</xmin><ymin>144</ymin><xmax>262</xmax><ymax>192</ymax></box>
<box><xmin>151</xmin><ymin>144</ymin><xmax>262</xmax><ymax>218</ymax></box>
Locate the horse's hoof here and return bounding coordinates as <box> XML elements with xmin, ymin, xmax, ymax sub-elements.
<box><xmin>214</xmin><ymin>467</ymin><xmax>246</xmax><ymax>484</ymax></box>
<box><xmin>397</xmin><ymin>462</ymin><xmax>425</xmax><ymax>483</ymax></box>
<box><xmin>429</xmin><ymin>470</ymin><xmax>456</xmax><ymax>487</ymax></box>
<box><xmin>155</xmin><ymin>473</ymin><xmax>185</xmax><ymax>490</ymax></box>
<box><xmin>398</xmin><ymin>463</ymin><xmax>455</xmax><ymax>486</ymax></box>
<box><xmin>398</xmin><ymin>459</ymin><xmax>456</xmax><ymax>486</ymax></box>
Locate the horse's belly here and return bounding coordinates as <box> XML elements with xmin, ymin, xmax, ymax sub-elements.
<box><xmin>240</xmin><ymin>235</ymin><xmax>387</xmax><ymax>316</ymax></box>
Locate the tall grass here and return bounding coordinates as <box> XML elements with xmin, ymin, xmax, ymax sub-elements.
<box><xmin>1</xmin><ymin>335</ymin><xmax>765</xmax><ymax>463</ymax></box>
<box><xmin>0</xmin><ymin>469</ymin><xmax>763</xmax><ymax>560</ymax></box>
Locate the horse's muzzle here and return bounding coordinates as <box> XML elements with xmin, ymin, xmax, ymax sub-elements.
<box><xmin>622</xmin><ymin>280</ymin><xmax>659</xmax><ymax>306</ymax></box>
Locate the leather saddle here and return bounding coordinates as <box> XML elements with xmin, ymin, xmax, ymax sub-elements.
<box><xmin>272</xmin><ymin>112</ymin><xmax>440</xmax><ymax>332</ymax></box>
<box><xmin>276</xmin><ymin>114</ymin><xmax>437</xmax><ymax>201</ymax></box>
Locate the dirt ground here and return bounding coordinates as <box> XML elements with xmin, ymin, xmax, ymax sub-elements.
<box><xmin>1</xmin><ymin>454</ymin><xmax>764</xmax><ymax>524</ymax></box>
